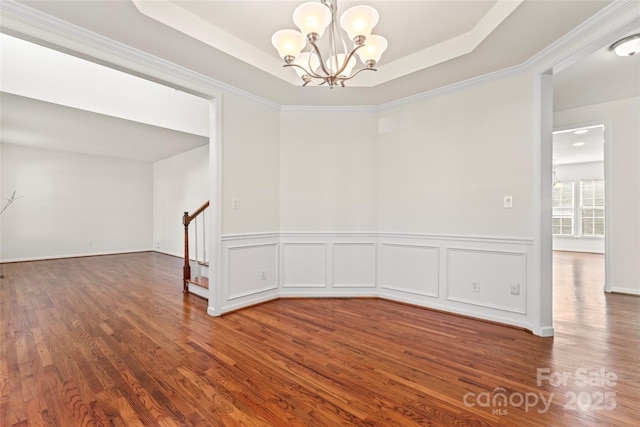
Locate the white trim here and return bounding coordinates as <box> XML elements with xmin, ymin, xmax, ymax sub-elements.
<box><xmin>279</xmin><ymin>231</ymin><xmax>377</xmax><ymax>238</ymax></box>
<box><xmin>207</xmin><ymin>92</ymin><xmax>223</xmax><ymax>315</ymax></box>
<box><xmin>280</xmin><ymin>105</ymin><xmax>379</xmax><ymax>113</ymax></box>
<box><xmin>378</xmin><ymin>64</ymin><xmax>525</xmax><ymax>112</ymax></box>
<box><xmin>445</xmin><ymin>248</ymin><xmax>528</xmax><ymax>315</ymax></box>
<box><xmin>187</xmin><ymin>283</ymin><xmax>208</xmax><ymax>299</ymax></box>
<box><xmin>221</xmin><ymin>232</ymin><xmax>280</xmax><ymax>241</ymax></box>
<box><xmin>378</xmin><ymin>232</ymin><xmax>532</xmax><ymax>245</ymax></box>
<box><xmin>379</xmin><ymin>242</ymin><xmax>440</xmax><ymax>298</ymax></box>
<box><xmin>530</xmin><ymin>1</ymin><xmax>640</xmax><ymax>337</ymax></box>
<box><xmin>537</xmin><ymin>326</ymin><xmax>555</xmax><ymax>338</ymax></box>
<box><xmin>608</xmin><ymin>287</ymin><xmax>640</xmax><ymax>296</ymax></box>
<box><xmin>523</xmin><ymin>0</ymin><xmax>640</xmax><ymax>73</ymax></box>
<box><xmin>0</xmin><ymin>249</ymin><xmax>151</xmax><ymax>263</ymax></box>
<box><xmin>331</xmin><ymin>242</ymin><xmax>377</xmax><ymax>289</ymax></box>
<box><xmin>0</xmin><ymin>0</ymin><xmax>279</xmax><ymax>110</ymax></box>
<box><xmin>380</xmin><ymin>1</ymin><xmax>639</xmax><ymax>112</ymax></box>
<box><xmin>222</xmin><ymin>231</ymin><xmax>537</xmax><ymax>332</ymax></box>
<box><xmin>1</xmin><ymin>0</ymin><xmax>636</xmax><ymax>114</ymax></box>
<box><xmin>279</xmin><ymin>242</ymin><xmax>328</xmax><ymax>289</ymax></box>
<box><xmin>228</xmin><ymin>285</ymin><xmax>278</xmax><ymax>301</ymax></box>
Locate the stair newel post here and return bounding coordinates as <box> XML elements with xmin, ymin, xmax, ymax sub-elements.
<box><xmin>182</xmin><ymin>211</ymin><xmax>191</xmax><ymax>293</ymax></box>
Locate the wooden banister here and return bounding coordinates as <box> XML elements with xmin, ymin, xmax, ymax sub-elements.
<box><xmin>183</xmin><ymin>200</ymin><xmax>210</xmax><ymax>292</ymax></box>
<box><xmin>183</xmin><ymin>201</ymin><xmax>210</xmax><ymax>226</ymax></box>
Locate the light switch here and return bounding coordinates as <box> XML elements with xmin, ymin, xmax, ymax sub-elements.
<box><xmin>232</xmin><ymin>198</ymin><xmax>239</xmax><ymax>210</ymax></box>
<box><xmin>504</xmin><ymin>195</ymin><xmax>513</xmax><ymax>208</ymax></box>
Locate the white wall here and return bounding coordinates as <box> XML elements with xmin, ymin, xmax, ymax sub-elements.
<box><xmin>555</xmin><ymin>97</ymin><xmax>640</xmax><ymax>294</ymax></box>
<box><xmin>552</xmin><ymin>161</ymin><xmax>605</xmax><ymax>253</ymax></box>
<box><xmin>221</xmin><ymin>93</ymin><xmax>280</xmax><ymax>235</ymax></box>
<box><xmin>279</xmin><ymin>109</ymin><xmax>379</xmax><ymax>232</ymax></box>
<box><xmin>153</xmin><ymin>145</ymin><xmax>209</xmax><ymax>258</ymax></box>
<box><xmin>0</xmin><ymin>143</ymin><xmax>153</xmax><ymax>261</ymax></box>
<box><xmin>378</xmin><ymin>72</ymin><xmax>534</xmax><ymax>238</ymax></box>
<box><xmin>219</xmin><ymin>72</ymin><xmax>542</xmax><ymax>333</ymax></box>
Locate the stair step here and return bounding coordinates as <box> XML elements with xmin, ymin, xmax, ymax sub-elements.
<box><xmin>187</xmin><ymin>276</ymin><xmax>209</xmax><ymax>289</ymax></box>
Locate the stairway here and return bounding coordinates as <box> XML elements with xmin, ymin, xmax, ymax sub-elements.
<box><xmin>186</xmin><ymin>261</ymin><xmax>209</xmax><ymax>298</ymax></box>
<box><xmin>182</xmin><ymin>201</ymin><xmax>210</xmax><ymax>298</ymax></box>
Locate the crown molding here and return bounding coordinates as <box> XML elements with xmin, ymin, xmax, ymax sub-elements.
<box><xmin>524</xmin><ymin>0</ymin><xmax>640</xmax><ymax>73</ymax></box>
<box><xmin>378</xmin><ymin>0</ymin><xmax>639</xmax><ymax>112</ymax></box>
<box><xmin>0</xmin><ymin>0</ymin><xmax>280</xmax><ymax>110</ymax></box>
<box><xmin>280</xmin><ymin>105</ymin><xmax>379</xmax><ymax>113</ymax></box>
<box><xmin>1</xmin><ymin>0</ymin><xmax>637</xmax><ymax>111</ymax></box>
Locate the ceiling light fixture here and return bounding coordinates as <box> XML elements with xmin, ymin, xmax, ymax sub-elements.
<box><xmin>610</xmin><ymin>33</ymin><xmax>640</xmax><ymax>57</ymax></box>
<box><xmin>271</xmin><ymin>0</ymin><xmax>387</xmax><ymax>88</ymax></box>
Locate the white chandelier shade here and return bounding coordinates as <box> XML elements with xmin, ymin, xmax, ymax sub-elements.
<box><xmin>293</xmin><ymin>2</ymin><xmax>332</xmax><ymax>38</ymax></box>
<box><xmin>271</xmin><ymin>0</ymin><xmax>388</xmax><ymax>88</ymax></box>
<box><xmin>357</xmin><ymin>34</ymin><xmax>388</xmax><ymax>65</ymax></box>
<box><xmin>339</xmin><ymin>5</ymin><xmax>379</xmax><ymax>41</ymax></box>
<box><xmin>271</xmin><ymin>29</ymin><xmax>306</xmax><ymax>61</ymax></box>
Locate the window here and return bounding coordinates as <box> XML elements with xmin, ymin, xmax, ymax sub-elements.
<box><xmin>552</xmin><ymin>182</ymin><xmax>574</xmax><ymax>236</ymax></box>
<box><xmin>580</xmin><ymin>180</ymin><xmax>605</xmax><ymax>236</ymax></box>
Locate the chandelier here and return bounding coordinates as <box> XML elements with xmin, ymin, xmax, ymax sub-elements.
<box><xmin>271</xmin><ymin>0</ymin><xmax>387</xmax><ymax>88</ymax></box>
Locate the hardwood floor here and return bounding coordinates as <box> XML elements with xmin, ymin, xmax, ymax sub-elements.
<box><xmin>1</xmin><ymin>251</ymin><xmax>638</xmax><ymax>426</ymax></box>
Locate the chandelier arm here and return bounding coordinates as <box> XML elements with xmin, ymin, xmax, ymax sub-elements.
<box><xmin>338</xmin><ymin>66</ymin><xmax>377</xmax><ymax>82</ymax></box>
<box><xmin>307</xmin><ymin>79</ymin><xmax>327</xmax><ymax>86</ymax></box>
<box><xmin>285</xmin><ymin>58</ymin><xmax>327</xmax><ymax>81</ymax></box>
<box><xmin>308</xmin><ymin>41</ymin><xmax>333</xmax><ymax>78</ymax></box>
<box><xmin>284</xmin><ymin>63</ymin><xmax>313</xmax><ymax>76</ymax></box>
<box><xmin>283</xmin><ymin>63</ymin><xmax>328</xmax><ymax>86</ymax></box>
<box><xmin>334</xmin><ymin>44</ymin><xmax>365</xmax><ymax>77</ymax></box>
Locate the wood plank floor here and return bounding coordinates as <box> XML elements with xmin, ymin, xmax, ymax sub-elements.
<box><xmin>1</xmin><ymin>251</ymin><xmax>638</xmax><ymax>426</ymax></box>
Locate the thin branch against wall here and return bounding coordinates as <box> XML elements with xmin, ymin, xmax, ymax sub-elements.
<box><xmin>1</xmin><ymin>190</ymin><xmax>23</xmax><ymax>279</ymax></box>
<box><xmin>0</xmin><ymin>190</ymin><xmax>23</xmax><ymax>215</ymax></box>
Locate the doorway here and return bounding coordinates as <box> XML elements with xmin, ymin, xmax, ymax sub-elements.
<box><xmin>552</xmin><ymin>124</ymin><xmax>606</xmax><ymax>255</ymax></box>
<box><xmin>551</xmin><ymin>124</ymin><xmax>607</xmax><ymax>309</ymax></box>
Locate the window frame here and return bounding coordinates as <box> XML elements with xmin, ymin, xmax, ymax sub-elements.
<box><xmin>552</xmin><ymin>181</ymin><xmax>575</xmax><ymax>236</ymax></box>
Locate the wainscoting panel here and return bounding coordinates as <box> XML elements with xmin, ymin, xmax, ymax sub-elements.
<box><xmin>446</xmin><ymin>248</ymin><xmax>527</xmax><ymax>314</ymax></box>
<box><xmin>332</xmin><ymin>243</ymin><xmax>377</xmax><ymax>288</ymax></box>
<box><xmin>220</xmin><ymin>234</ymin><xmax>280</xmax><ymax>313</ymax></box>
<box><xmin>227</xmin><ymin>243</ymin><xmax>278</xmax><ymax>300</ymax></box>
<box><xmin>380</xmin><ymin>243</ymin><xmax>439</xmax><ymax>297</ymax></box>
<box><xmin>280</xmin><ymin>242</ymin><xmax>327</xmax><ymax>288</ymax></box>
<box><xmin>220</xmin><ymin>232</ymin><xmax>534</xmax><ymax>332</ymax></box>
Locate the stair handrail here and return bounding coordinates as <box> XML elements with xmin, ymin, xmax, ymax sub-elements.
<box><xmin>182</xmin><ymin>200</ymin><xmax>210</xmax><ymax>292</ymax></box>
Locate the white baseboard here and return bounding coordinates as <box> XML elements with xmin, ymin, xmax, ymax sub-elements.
<box><xmin>608</xmin><ymin>287</ymin><xmax>640</xmax><ymax>296</ymax></box>
<box><xmin>1</xmin><ymin>249</ymin><xmax>153</xmax><ymax>263</ymax></box>
<box><xmin>219</xmin><ymin>232</ymin><xmax>540</xmax><ymax>334</ymax></box>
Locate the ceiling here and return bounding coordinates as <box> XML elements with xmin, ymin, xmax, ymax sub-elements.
<box><xmin>0</xmin><ymin>0</ymin><xmax>638</xmax><ymax>163</ymax></box>
<box><xmin>0</xmin><ymin>92</ymin><xmax>207</xmax><ymax>163</ymax></box>
<box><xmin>4</xmin><ymin>0</ymin><xmax>629</xmax><ymax>106</ymax></box>
<box><xmin>553</xmin><ymin>125</ymin><xmax>605</xmax><ymax>165</ymax></box>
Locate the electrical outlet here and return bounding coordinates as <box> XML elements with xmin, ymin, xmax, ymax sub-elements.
<box><xmin>260</xmin><ymin>269</ymin><xmax>266</xmax><ymax>280</ymax></box>
<box><xmin>510</xmin><ymin>282</ymin><xmax>520</xmax><ymax>295</ymax></box>
<box><xmin>504</xmin><ymin>195</ymin><xmax>513</xmax><ymax>208</ymax></box>
<box><xmin>472</xmin><ymin>280</ymin><xmax>480</xmax><ymax>292</ymax></box>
